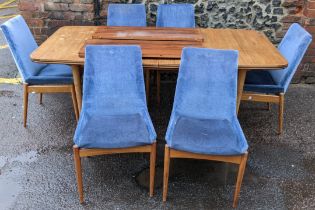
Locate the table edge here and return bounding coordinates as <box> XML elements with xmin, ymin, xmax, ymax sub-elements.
<box><xmin>30</xmin><ymin>27</ymin><xmax>289</xmax><ymax>70</ymax></box>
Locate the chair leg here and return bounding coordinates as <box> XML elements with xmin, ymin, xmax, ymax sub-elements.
<box><xmin>267</xmin><ymin>102</ymin><xmax>271</xmax><ymax>111</ymax></box>
<box><xmin>23</xmin><ymin>84</ymin><xmax>29</xmax><ymax>128</ymax></box>
<box><xmin>145</xmin><ymin>69</ymin><xmax>150</xmax><ymax>104</ymax></box>
<box><xmin>233</xmin><ymin>152</ymin><xmax>248</xmax><ymax>208</ymax></box>
<box><xmin>278</xmin><ymin>93</ymin><xmax>284</xmax><ymax>135</ymax></box>
<box><xmin>163</xmin><ymin>145</ymin><xmax>170</xmax><ymax>202</ymax></box>
<box><xmin>149</xmin><ymin>142</ymin><xmax>157</xmax><ymax>197</ymax></box>
<box><xmin>71</xmin><ymin>85</ymin><xmax>79</xmax><ymax>121</ymax></box>
<box><xmin>39</xmin><ymin>93</ymin><xmax>43</xmax><ymax>105</ymax></box>
<box><xmin>73</xmin><ymin>145</ymin><xmax>84</xmax><ymax>204</ymax></box>
<box><xmin>157</xmin><ymin>71</ymin><xmax>161</xmax><ymax>106</ymax></box>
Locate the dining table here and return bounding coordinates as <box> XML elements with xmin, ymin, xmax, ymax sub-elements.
<box><xmin>30</xmin><ymin>26</ymin><xmax>288</xmax><ymax>116</ymax></box>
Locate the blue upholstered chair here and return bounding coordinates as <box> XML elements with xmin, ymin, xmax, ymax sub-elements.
<box><xmin>0</xmin><ymin>15</ymin><xmax>78</xmax><ymax>127</ymax></box>
<box><xmin>155</xmin><ymin>4</ymin><xmax>196</xmax><ymax>105</ymax></box>
<box><xmin>73</xmin><ymin>45</ymin><xmax>157</xmax><ymax>203</ymax></box>
<box><xmin>156</xmin><ymin>4</ymin><xmax>195</xmax><ymax>28</ymax></box>
<box><xmin>242</xmin><ymin>23</ymin><xmax>312</xmax><ymax>134</ymax></box>
<box><xmin>106</xmin><ymin>3</ymin><xmax>150</xmax><ymax>101</ymax></box>
<box><xmin>107</xmin><ymin>4</ymin><xmax>147</xmax><ymax>27</ymax></box>
<box><xmin>162</xmin><ymin>48</ymin><xmax>248</xmax><ymax>208</ymax></box>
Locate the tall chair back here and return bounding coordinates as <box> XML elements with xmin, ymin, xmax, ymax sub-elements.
<box><xmin>268</xmin><ymin>23</ymin><xmax>312</xmax><ymax>92</ymax></box>
<box><xmin>0</xmin><ymin>15</ymin><xmax>47</xmax><ymax>82</ymax></box>
<box><xmin>81</xmin><ymin>45</ymin><xmax>148</xmax><ymax>114</ymax></box>
<box><xmin>169</xmin><ymin>47</ymin><xmax>238</xmax><ymax>123</ymax></box>
<box><xmin>156</xmin><ymin>4</ymin><xmax>195</xmax><ymax>28</ymax></box>
<box><xmin>107</xmin><ymin>4</ymin><xmax>146</xmax><ymax>27</ymax></box>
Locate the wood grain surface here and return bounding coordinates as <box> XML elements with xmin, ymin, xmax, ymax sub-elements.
<box><xmin>31</xmin><ymin>26</ymin><xmax>288</xmax><ymax>70</ymax></box>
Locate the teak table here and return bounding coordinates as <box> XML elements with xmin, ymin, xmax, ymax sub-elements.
<box><xmin>31</xmin><ymin>26</ymin><xmax>288</xmax><ymax>115</ymax></box>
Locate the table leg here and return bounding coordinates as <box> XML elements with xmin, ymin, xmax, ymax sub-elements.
<box><xmin>72</xmin><ymin>65</ymin><xmax>82</xmax><ymax>113</ymax></box>
<box><xmin>237</xmin><ymin>69</ymin><xmax>247</xmax><ymax>115</ymax></box>
<box><xmin>145</xmin><ymin>69</ymin><xmax>150</xmax><ymax>104</ymax></box>
<box><xmin>156</xmin><ymin>71</ymin><xmax>161</xmax><ymax>106</ymax></box>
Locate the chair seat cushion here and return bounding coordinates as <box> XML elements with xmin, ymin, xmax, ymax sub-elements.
<box><xmin>74</xmin><ymin>112</ymin><xmax>154</xmax><ymax>149</ymax></box>
<box><xmin>25</xmin><ymin>64</ymin><xmax>73</xmax><ymax>85</ymax></box>
<box><xmin>244</xmin><ymin>70</ymin><xmax>284</xmax><ymax>94</ymax></box>
<box><xmin>166</xmin><ymin>116</ymin><xmax>248</xmax><ymax>156</ymax></box>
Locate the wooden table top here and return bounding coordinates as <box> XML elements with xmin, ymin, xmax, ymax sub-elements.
<box><xmin>31</xmin><ymin>26</ymin><xmax>288</xmax><ymax>70</ymax></box>
<box><xmin>93</xmin><ymin>26</ymin><xmax>204</xmax><ymax>41</ymax></box>
<box><xmin>78</xmin><ymin>27</ymin><xmax>204</xmax><ymax>59</ymax></box>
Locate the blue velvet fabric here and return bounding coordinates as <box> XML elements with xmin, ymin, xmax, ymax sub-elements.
<box><xmin>0</xmin><ymin>15</ymin><xmax>46</xmax><ymax>82</ymax></box>
<box><xmin>74</xmin><ymin>45</ymin><xmax>156</xmax><ymax>149</ymax></box>
<box><xmin>156</xmin><ymin>4</ymin><xmax>195</xmax><ymax>28</ymax></box>
<box><xmin>0</xmin><ymin>15</ymin><xmax>72</xmax><ymax>85</ymax></box>
<box><xmin>244</xmin><ymin>70</ymin><xmax>284</xmax><ymax>93</ymax></box>
<box><xmin>166</xmin><ymin>48</ymin><xmax>248</xmax><ymax>155</ymax></box>
<box><xmin>25</xmin><ymin>64</ymin><xmax>73</xmax><ymax>85</ymax></box>
<box><xmin>107</xmin><ymin>4</ymin><xmax>146</xmax><ymax>27</ymax></box>
<box><xmin>245</xmin><ymin>23</ymin><xmax>312</xmax><ymax>94</ymax></box>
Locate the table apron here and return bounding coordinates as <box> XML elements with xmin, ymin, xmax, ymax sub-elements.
<box><xmin>32</xmin><ymin>60</ymin><xmax>282</xmax><ymax>71</ymax></box>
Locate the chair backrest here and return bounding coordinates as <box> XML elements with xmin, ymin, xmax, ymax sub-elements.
<box><xmin>0</xmin><ymin>15</ymin><xmax>46</xmax><ymax>82</ymax></box>
<box><xmin>107</xmin><ymin>4</ymin><xmax>146</xmax><ymax>27</ymax></box>
<box><xmin>156</xmin><ymin>4</ymin><xmax>195</xmax><ymax>28</ymax></box>
<box><xmin>172</xmin><ymin>47</ymin><xmax>239</xmax><ymax>121</ymax></box>
<box><xmin>82</xmin><ymin>45</ymin><xmax>147</xmax><ymax>114</ymax></box>
<box><xmin>268</xmin><ymin>23</ymin><xmax>312</xmax><ymax>92</ymax></box>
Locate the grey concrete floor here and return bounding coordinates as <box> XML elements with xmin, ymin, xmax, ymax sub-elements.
<box><xmin>0</xmin><ymin>82</ymin><xmax>315</xmax><ymax>210</ymax></box>
<box><xmin>1</xmin><ymin>4</ymin><xmax>315</xmax><ymax>210</ymax></box>
<box><xmin>0</xmin><ymin>0</ymin><xmax>19</xmax><ymax>78</ymax></box>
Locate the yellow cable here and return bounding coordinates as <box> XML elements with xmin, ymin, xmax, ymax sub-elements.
<box><xmin>0</xmin><ymin>0</ymin><xmax>16</xmax><ymax>7</ymax></box>
<box><xmin>0</xmin><ymin>5</ymin><xmax>17</xmax><ymax>9</ymax></box>
<box><xmin>0</xmin><ymin>45</ymin><xmax>8</xmax><ymax>49</ymax></box>
<box><xmin>0</xmin><ymin>14</ymin><xmax>17</xmax><ymax>19</ymax></box>
<box><xmin>0</xmin><ymin>78</ymin><xmax>22</xmax><ymax>84</ymax></box>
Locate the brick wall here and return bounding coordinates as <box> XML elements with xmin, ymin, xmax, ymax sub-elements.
<box><xmin>18</xmin><ymin>0</ymin><xmax>315</xmax><ymax>83</ymax></box>
<box><xmin>18</xmin><ymin>0</ymin><xmax>97</xmax><ymax>42</ymax></box>
<box><xmin>303</xmin><ymin>0</ymin><xmax>315</xmax><ymax>83</ymax></box>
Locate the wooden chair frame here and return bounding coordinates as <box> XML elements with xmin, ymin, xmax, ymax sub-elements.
<box><xmin>23</xmin><ymin>83</ymin><xmax>79</xmax><ymax>127</ymax></box>
<box><xmin>162</xmin><ymin>145</ymin><xmax>248</xmax><ymax>208</ymax></box>
<box><xmin>73</xmin><ymin>142</ymin><xmax>157</xmax><ymax>204</ymax></box>
<box><xmin>241</xmin><ymin>92</ymin><xmax>284</xmax><ymax>134</ymax></box>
